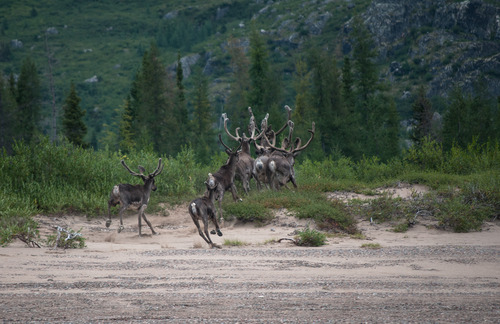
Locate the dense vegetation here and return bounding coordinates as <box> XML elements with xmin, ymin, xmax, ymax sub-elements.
<box><xmin>0</xmin><ymin>135</ymin><xmax>498</xmax><ymax>246</ymax></box>
<box><xmin>0</xmin><ymin>0</ymin><xmax>499</xmax><ymax>247</ymax></box>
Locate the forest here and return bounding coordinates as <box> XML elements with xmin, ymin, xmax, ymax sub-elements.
<box><xmin>0</xmin><ymin>0</ymin><xmax>499</xmax><ymax>246</ymax></box>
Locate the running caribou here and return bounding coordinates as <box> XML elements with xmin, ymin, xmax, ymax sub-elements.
<box><xmin>211</xmin><ymin>134</ymin><xmax>243</xmax><ymax>221</ymax></box>
<box><xmin>107</xmin><ymin>158</ymin><xmax>163</xmax><ymax>236</ymax></box>
<box><xmin>189</xmin><ymin>173</ymin><xmax>223</xmax><ymax>248</ymax></box>
<box><xmin>222</xmin><ymin>111</ymin><xmax>264</xmax><ymax>194</ymax></box>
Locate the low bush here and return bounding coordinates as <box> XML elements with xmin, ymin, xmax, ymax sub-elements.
<box><xmin>294</xmin><ymin>227</ymin><xmax>327</xmax><ymax>247</ymax></box>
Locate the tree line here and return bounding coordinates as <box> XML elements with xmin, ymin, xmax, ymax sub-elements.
<box><xmin>1</xmin><ymin>19</ymin><xmax>499</xmax><ymax>161</ymax></box>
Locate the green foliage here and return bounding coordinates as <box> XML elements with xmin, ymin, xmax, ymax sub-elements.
<box><xmin>0</xmin><ymin>214</ymin><xmax>39</xmax><ymax>247</ymax></box>
<box><xmin>62</xmin><ymin>82</ymin><xmax>87</xmax><ymax>147</ymax></box>
<box><xmin>46</xmin><ymin>227</ymin><xmax>86</xmax><ymax>249</ymax></box>
<box><xmin>404</xmin><ymin>137</ymin><xmax>444</xmax><ymax>172</ymax></box>
<box><xmin>294</xmin><ymin>199</ymin><xmax>357</xmax><ymax>234</ymax></box>
<box><xmin>16</xmin><ymin>57</ymin><xmax>41</xmax><ymax>143</ymax></box>
<box><xmin>361</xmin><ymin>243</ymin><xmax>381</xmax><ymax>249</ymax></box>
<box><xmin>222</xmin><ymin>200</ymin><xmax>273</xmax><ymax>225</ymax></box>
<box><xmin>294</xmin><ymin>227</ymin><xmax>327</xmax><ymax>247</ymax></box>
<box><xmin>223</xmin><ymin>239</ymin><xmax>247</xmax><ymax>247</ymax></box>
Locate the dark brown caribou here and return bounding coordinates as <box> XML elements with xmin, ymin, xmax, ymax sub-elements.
<box><xmin>188</xmin><ymin>173</ymin><xmax>223</xmax><ymax>249</ymax></box>
<box><xmin>107</xmin><ymin>158</ymin><xmax>163</xmax><ymax>236</ymax></box>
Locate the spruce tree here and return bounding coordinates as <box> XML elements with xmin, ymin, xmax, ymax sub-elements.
<box><xmin>175</xmin><ymin>52</ymin><xmax>188</xmax><ymax>139</ymax></box>
<box><xmin>62</xmin><ymin>82</ymin><xmax>87</xmax><ymax>147</ymax></box>
<box><xmin>135</xmin><ymin>43</ymin><xmax>176</xmax><ymax>154</ymax></box>
<box><xmin>16</xmin><ymin>57</ymin><xmax>41</xmax><ymax>143</ymax></box>
<box><xmin>118</xmin><ymin>96</ymin><xmax>135</xmax><ymax>153</ymax></box>
<box><xmin>411</xmin><ymin>85</ymin><xmax>433</xmax><ymax>145</ymax></box>
<box><xmin>191</xmin><ymin>69</ymin><xmax>215</xmax><ymax>163</ymax></box>
<box><xmin>350</xmin><ymin>16</ymin><xmax>399</xmax><ymax>160</ymax></box>
<box><xmin>226</xmin><ymin>36</ymin><xmax>250</xmax><ymax>128</ymax></box>
<box><xmin>442</xmin><ymin>86</ymin><xmax>469</xmax><ymax>150</ymax></box>
<box><xmin>309</xmin><ymin>49</ymin><xmax>343</xmax><ymax>156</ymax></box>
<box><xmin>248</xmin><ymin>27</ymin><xmax>269</xmax><ymax>117</ymax></box>
<box><xmin>0</xmin><ymin>76</ymin><xmax>18</xmax><ymax>153</ymax></box>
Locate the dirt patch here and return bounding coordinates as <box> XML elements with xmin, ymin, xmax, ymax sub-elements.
<box><xmin>1</xmin><ymin>185</ymin><xmax>499</xmax><ymax>323</ymax></box>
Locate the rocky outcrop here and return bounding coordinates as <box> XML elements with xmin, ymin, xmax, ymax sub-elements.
<box><xmin>343</xmin><ymin>0</ymin><xmax>500</xmax><ymax>98</ymax></box>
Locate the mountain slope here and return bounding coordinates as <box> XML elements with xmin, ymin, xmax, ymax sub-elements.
<box><xmin>1</xmin><ymin>0</ymin><xmax>498</xmax><ymax>147</ymax></box>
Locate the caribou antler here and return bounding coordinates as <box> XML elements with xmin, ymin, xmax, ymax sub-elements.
<box><xmin>264</xmin><ymin>122</ymin><xmax>315</xmax><ymax>156</ymax></box>
<box><xmin>274</xmin><ymin>105</ymin><xmax>293</xmax><ymax>136</ymax></box>
<box><xmin>222</xmin><ymin>113</ymin><xmax>242</xmax><ymax>142</ymax></box>
<box><xmin>219</xmin><ymin>133</ymin><xmax>242</xmax><ymax>153</ymax></box>
<box><xmin>121</xmin><ymin>158</ymin><xmax>163</xmax><ymax>178</ymax></box>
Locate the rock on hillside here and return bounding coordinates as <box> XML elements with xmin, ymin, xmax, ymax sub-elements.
<box><xmin>343</xmin><ymin>0</ymin><xmax>500</xmax><ymax>98</ymax></box>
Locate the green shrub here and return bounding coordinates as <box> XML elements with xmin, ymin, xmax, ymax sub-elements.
<box><xmin>46</xmin><ymin>227</ymin><xmax>86</xmax><ymax>249</ymax></box>
<box><xmin>294</xmin><ymin>200</ymin><xmax>357</xmax><ymax>234</ymax></box>
<box><xmin>0</xmin><ymin>216</ymin><xmax>40</xmax><ymax>247</ymax></box>
<box><xmin>404</xmin><ymin>138</ymin><xmax>444</xmax><ymax>172</ymax></box>
<box><xmin>294</xmin><ymin>227</ymin><xmax>327</xmax><ymax>246</ymax></box>
<box><xmin>222</xmin><ymin>200</ymin><xmax>273</xmax><ymax>225</ymax></box>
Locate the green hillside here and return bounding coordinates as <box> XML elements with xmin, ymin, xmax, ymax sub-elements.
<box><xmin>1</xmin><ymin>0</ymin><xmax>499</xmax><ymax>149</ymax></box>
<box><xmin>0</xmin><ymin>0</ymin><xmax>372</xmax><ymax>147</ymax></box>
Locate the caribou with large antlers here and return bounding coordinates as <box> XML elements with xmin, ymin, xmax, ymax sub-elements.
<box><xmin>222</xmin><ymin>110</ymin><xmax>264</xmax><ymax>193</ymax></box>
<box><xmin>265</xmin><ymin>121</ymin><xmax>316</xmax><ymax>190</ymax></box>
<box><xmin>211</xmin><ymin>134</ymin><xmax>243</xmax><ymax>221</ymax></box>
<box><xmin>107</xmin><ymin>158</ymin><xmax>163</xmax><ymax>236</ymax></box>
<box><xmin>252</xmin><ymin>105</ymin><xmax>293</xmax><ymax>189</ymax></box>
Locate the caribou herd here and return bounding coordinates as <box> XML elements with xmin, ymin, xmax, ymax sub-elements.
<box><xmin>107</xmin><ymin>105</ymin><xmax>315</xmax><ymax>248</ymax></box>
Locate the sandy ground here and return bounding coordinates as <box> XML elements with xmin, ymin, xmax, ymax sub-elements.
<box><xmin>1</xmin><ymin>185</ymin><xmax>499</xmax><ymax>323</ymax></box>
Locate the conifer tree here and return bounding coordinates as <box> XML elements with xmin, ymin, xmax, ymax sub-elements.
<box><xmin>248</xmin><ymin>27</ymin><xmax>269</xmax><ymax>117</ymax></box>
<box><xmin>226</xmin><ymin>36</ymin><xmax>250</xmax><ymax>128</ymax></box>
<box><xmin>411</xmin><ymin>85</ymin><xmax>434</xmax><ymax>145</ymax></box>
<box><xmin>62</xmin><ymin>82</ymin><xmax>87</xmax><ymax>147</ymax></box>
<box><xmin>191</xmin><ymin>69</ymin><xmax>215</xmax><ymax>163</ymax></box>
<box><xmin>292</xmin><ymin>59</ymin><xmax>322</xmax><ymax>159</ymax></box>
<box><xmin>0</xmin><ymin>75</ymin><xmax>18</xmax><ymax>153</ymax></box>
<box><xmin>134</xmin><ymin>43</ymin><xmax>176</xmax><ymax>154</ymax></box>
<box><xmin>118</xmin><ymin>96</ymin><xmax>135</xmax><ymax>153</ymax></box>
<box><xmin>350</xmin><ymin>16</ymin><xmax>399</xmax><ymax>160</ymax></box>
<box><xmin>175</xmin><ymin>52</ymin><xmax>188</xmax><ymax>136</ymax></box>
<box><xmin>309</xmin><ymin>49</ymin><xmax>343</xmax><ymax>156</ymax></box>
<box><xmin>16</xmin><ymin>57</ymin><xmax>41</xmax><ymax>143</ymax></box>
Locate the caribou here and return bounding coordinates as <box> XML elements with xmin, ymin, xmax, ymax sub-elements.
<box><xmin>222</xmin><ymin>111</ymin><xmax>264</xmax><ymax>193</ymax></box>
<box><xmin>211</xmin><ymin>134</ymin><xmax>243</xmax><ymax>221</ymax></box>
<box><xmin>252</xmin><ymin>105</ymin><xmax>294</xmax><ymax>189</ymax></box>
<box><xmin>264</xmin><ymin>121</ymin><xmax>315</xmax><ymax>190</ymax></box>
<box><xmin>189</xmin><ymin>173</ymin><xmax>223</xmax><ymax>248</ymax></box>
<box><xmin>107</xmin><ymin>158</ymin><xmax>163</xmax><ymax>236</ymax></box>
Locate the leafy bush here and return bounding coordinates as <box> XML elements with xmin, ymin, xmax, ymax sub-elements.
<box><xmin>294</xmin><ymin>200</ymin><xmax>357</xmax><ymax>234</ymax></box>
<box><xmin>404</xmin><ymin>138</ymin><xmax>444</xmax><ymax>172</ymax></box>
<box><xmin>222</xmin><ymin>200</ymin><xmax>273</xmax><ymax>225</ymax></box>
<box><xmin>294</xmin><ymin>227</ymin><xmax>327</xmax><ymax>247</ymax></box>
<box><xmin>0</xmin><ymin>216</ymin><xmax>40</xmax><ymax>247</ymax></box>
<box><xmin>46</xmin><ymin>227</ymin><xmax>86</xmax><ymax>249</ymax></box>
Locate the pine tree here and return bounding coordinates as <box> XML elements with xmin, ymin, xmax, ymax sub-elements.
<box><xmin>411</xmin><ymin>85</ymin><xmax>434</xmax><ymax>145</ymax></box>
<box><xmin>62</xmin><ymin>82</ymin><xmax>87</xmax><ymax>147</ymax></box>
<box><xmin>340</xmin><ymin>55</ymin><xmax>362</xmax><ymax>158</ymax></box>
<box><xmin>351</xmin><ymin>16</ymin><xmax>377</xmax><ymax>103</ymax></box>
<box><xmin>292</xmin><ymin>59</ymin><xmax>322</xmax><ymax>159</ymax></box>
<box><xmin>309</xmin><ymin>49</ymin><xmax>343</xmax><ymax>156</ymax></box>
<box><xmin>134</xmin><ymin>43</ymin><xmax>176</xmax><ymax>154</ymax></box>
<box><xmin>118</xmin><ymin>96</ymin><xmax>135</xmax><ymax>153</ymax></box>
<box><xmin>175</xmin><ymin>52</ymin><xmax>188</xmax><ymax>135</ymax></box>
<box><xmin>191</xmin><ymin>69</ymin><xmax>215</xmax><ymax>163</ymax></box>
<box><xmin>0</xmin><ymin>75</ymin><xmax>18</xmax><ymax>153</ymax></box>
<box><xmin>350</xmin><ymin>16</ymin><xmax>399</xmax><ymax>160</ymax></box>
<box><xmin>16</xmin><ymin>57</ymin><xmax>41</xmax><ymax>143</ymax></box>
<box><xmin>226</xmin><ymin>36</ymin><xmax>250</xmax><ymax>127</ymax></box>
<box><xmin>248</xmin><ymin>27</ymin><xmax>269</xmax><ymax>117</ymax></box>
<box><xmin>442</xmin><ymin>86</ymin><xmax>469</xmax><ymax>150</ymax></box>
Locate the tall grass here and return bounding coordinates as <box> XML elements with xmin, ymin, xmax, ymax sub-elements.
<box><xmin>0</xmin><ymin>136</ymin><xmax>498</xmax><ymax>246</ymax></box>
